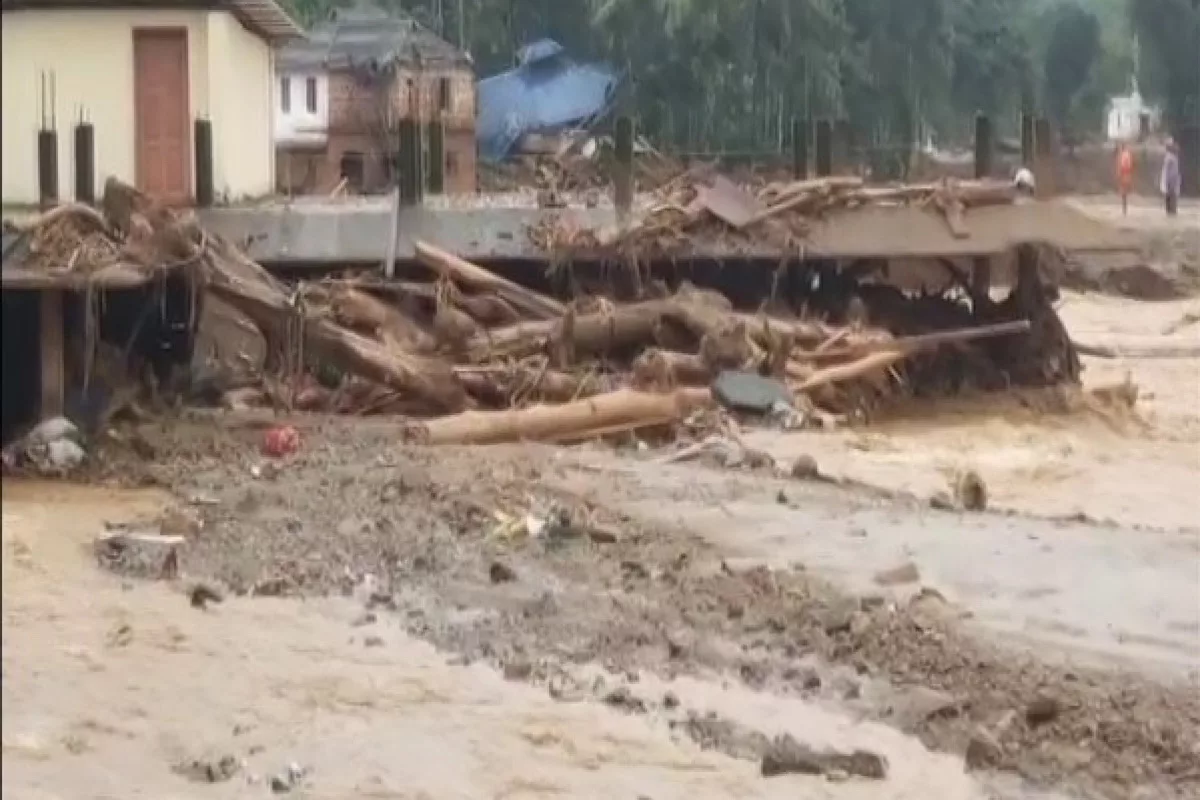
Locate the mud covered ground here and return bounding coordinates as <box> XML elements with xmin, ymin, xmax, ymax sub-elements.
<box><xmin>22</xmin><ymin>409</ymin><xmax>1187</xmax><ymax>800</ymax></box>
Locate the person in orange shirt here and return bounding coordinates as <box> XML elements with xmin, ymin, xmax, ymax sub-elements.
<box><xmin>1116</xmin><ymin>143</ymin><xmax>1134</xmax><ymax>215</ymax></box>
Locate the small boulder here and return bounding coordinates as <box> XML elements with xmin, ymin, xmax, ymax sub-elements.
<box><xmin>873</xmin><ymin>561</ymin><xmax>921</xmax><ymax>586</ymax></box>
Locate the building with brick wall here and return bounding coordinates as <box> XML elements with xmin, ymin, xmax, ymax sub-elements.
<box><xmin>274</xmin><ymin>0</ymin><xmax>475</xmax><ymax>196</ymax></box>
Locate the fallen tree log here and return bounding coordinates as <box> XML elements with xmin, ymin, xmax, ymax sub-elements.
<box><xmin>328</xmin><ymin>284</ymin><xmax>437</xmax><ymax>352</ymax></box>
<box><xmin>794</xmin><ymin>350</ymin><xmax>907</xmax><ymax>393</ymax></box>
<box><xmin>415</xmin><ymin>241</ymin><xmax>564</xmax><ymax>320</ymax></box>
<box><xmin>405</xmin><ymin>387</ymin><xmax>713</xmax><ymax>445</ymax></box>
<box><xmin>453</xmin><ymin>361</ymin><xmax>610</xmax><ymax>405</ymax></box>
<box><xmin>801</xmin><ymin>319</ymin><xmax>1032</xmax><ymax>361</ymax></box>
<box><xmin>467</xmin><ymin>299</ymin><xmax>678</xmax><ymax>362</ymax></box>
<box><xmin>203</xmin><ymin>236</ymin><xmax>468</xmax><ymax>412</ymax></box>
<box><xmin>631</xmin><ymin>348</ymin><xmax>712</xmax><ymax>389</ymax></box>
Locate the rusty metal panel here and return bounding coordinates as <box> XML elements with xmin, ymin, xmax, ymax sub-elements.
<box><xmin>697</xmin><ymin>175</ymin><xmax>762</xmax><ymax>229</ymax></box>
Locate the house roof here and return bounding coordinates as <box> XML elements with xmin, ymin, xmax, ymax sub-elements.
<box><xmin>0</xmin><ymin>0</ymin><xmax>303</xmax><ymax>41</ymax></box>
<box><xmin>278</xmin><ymin>0</ymin><xmax>470</xmax><ymax>72</ymax></box>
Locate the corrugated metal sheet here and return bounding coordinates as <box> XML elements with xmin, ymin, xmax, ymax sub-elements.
<box><xmin>476</xmin><ymin>39</ymin><xmax>619</xmax><ymax>162</ymax></box>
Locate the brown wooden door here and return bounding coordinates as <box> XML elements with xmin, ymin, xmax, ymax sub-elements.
<box><xmin>133</xmin><ymin>29</ymin><xmax>190</xmax><ymax>203</ymax></box>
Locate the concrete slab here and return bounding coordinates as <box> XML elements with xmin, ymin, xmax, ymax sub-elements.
<box><xmin>198</xmin><ymin>198</ymin><xmax>1140</xmax><ymax>267</ymax></box>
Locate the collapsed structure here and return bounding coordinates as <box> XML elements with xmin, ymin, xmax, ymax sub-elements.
<box><xmin>0</xmin><ymin>171</ymin><xmax>1136</xmax><ymax>448</ymax></box>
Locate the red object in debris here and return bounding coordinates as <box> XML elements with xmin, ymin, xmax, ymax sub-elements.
<box><xmin>262</xmin><ymin>425</ymin><xmax>300</xmax><ymax>458</ymax></box>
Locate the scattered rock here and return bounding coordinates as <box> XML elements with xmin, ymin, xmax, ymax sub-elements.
<box><xmin>502</xmin><ymin>658</ymin><xmax>533</xmax><ymax>681</ymax></box>
<box><xmin>712</xmin><ymin>371</ymin><xmax>792</xmax><ymax>414</ymax></box>
<box><xmin>1025</xmin><ymin>695</ymin><xmax>1061</xmax><ymax>726</ymax></box>
<box><xmin>94</xmin><ymin>531</ymin><xmax>183</xmax><ymax>580</ymax></box>
<box><xmin>489</xmin><ymin>560</ymin><xmax>517</xmax><ymax>584</ymax></box>
<box><xmin>269</xmin><ymin>762</ymin><xmax>306</xmax><ymax>793</ymax></box>
<box><xmin>953</xmin><ymin>470</ymin><xmax>988</xmax><ymax>512</ymax></box>
<box><xmin>761</xmin><ymin>734</ymin><xmax>888</xmax><ymax>779</ymax></box>
<box><xmin>173</xmin><ymin>754</ymin><xmax>241</xmax><ymax>783</ymax></box>
<box><xmin>189</xmin><ymin>582</ymin><xmax>224</xmax><ymax>610</ymax></box>
<box><xmin>585</xmin><ymin>524</ymin><xmax>620</xmax><ymax>544</ymax></box>
<box><xmin>662</xmin><ymin>691</ymin><xmax>680</xmax><ymax>709</ymax></box>
<box><xmin>889</xmin><ymin>686</ymin><xmax>961</xmax><ymax>728</ymax></box>
<box><xmin>789</xmin><ymin>455</ymin><xmax>821</xmax><ymax>480</ymax></box>
<box><xmin>859</xmin><ymin>594</ymin><xmax>887</xmax><ymax>611</ymax></box>
<box><xmin>784</xmin><ymin>665</ymin><xmax>822</xmax><ymax>691</ymax></box>
<box><xmin>929</xmin><ymin>491</ymin><xmax>955</xmax><ymax>510</ymax></box>
<box><xmin>363</xmin><ymin>635</ymin><xmax>385</xmax><ymax>648</ymax></box>
<box><xmin>351</xmin><ymin>611</ymin><xmax>377</xmax><ymax>627</ymax></box>
<box><xmin>820</xmin><ymin>598</ymin><xmax>859</xmax><ymax>635</ymax></box>
<box><xmin>873</xmin><ymin>561</ymin><xmax>921</xmax><ymax>586</ymax></box>
<box><xmin>603</xmin><ymin>685</ymin><xmax>647</xmax><ymax>713</ymax></box>
<box><xmin>251</xmin><ymin>576</ymin><xmax>294</xmax><ymax>597</ymax></box>
<box><xmin>160</xmin><ymin>506</ymin><xmax>203</xmax><ymax>537</ymax></box>
<box><xmin>964</xmin><ymin>726</ymin><xmax>1004</xmax><ymax>770</ymax></box>
<box><xmin>620</xmin><ymin>560</ymin><xmax>650</xmax><ymax>580</ymax></box>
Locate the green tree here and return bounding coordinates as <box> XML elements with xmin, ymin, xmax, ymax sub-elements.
<box><xmin>1130</xmin><ymin>0</ymin><xmax>1200</xmax><ymax>129</ymax></box>
<box><xmin>1042</xmin><ymin>3</ymin><xmax>1102</xmax><ymax>131</ymax></box>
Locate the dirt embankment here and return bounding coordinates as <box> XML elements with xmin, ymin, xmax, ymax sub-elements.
<box><xmin>77</xmin><ymin>415</ymin><xmax>1200</xmax><ymax>800</ymax></box>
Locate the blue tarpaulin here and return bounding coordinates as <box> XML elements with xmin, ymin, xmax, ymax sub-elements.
<box><xmin>476</xmin><ymin>39</ymin><xmax>620</xmax><ymax>162</ymax></box>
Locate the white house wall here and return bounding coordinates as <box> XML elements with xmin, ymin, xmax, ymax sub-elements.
<box><xmin>206</xmin><ymin>11</ymin><xmax>275</xmax><ymax>199</ymax></box>
<box><xmin>275</xmin><ymin>70</ymin><xmax>330</xmax><ymax>146</ymax></box>
<box><xmin>1</xmin><ymin>7</ymin><xmax>275</xmax><ymax>205</ymax></box>
<box><xmin>1</xmin><ymin>8</ymin><xmax>210</xmax><ymax>205</ymax></box>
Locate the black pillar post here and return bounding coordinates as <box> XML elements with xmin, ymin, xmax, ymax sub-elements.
<box><xmin>815</xmin><ymin>119</ymin><xmax>833</xmax><ymax>177</ymax></box>
<box><xmin>973</xmin><ymin>112</ymin><xmax>993</xmax><ymax>179</ymax></box>
<box><xmin>1180</xmin><ymin>123</ymin><xmax>1200</xmax><ymax>199</ymax></box>
<box><xmin>791</xmin><ymin>116</ymin><xmax>809</xmax><ymax>179</ymax></box>
<box><xmin>37</xmin><ymin>128</ymin><xmax>58</xmax><ymax>209</ymax></box>
<box><xmin>614</xmin><ymin>115</ymin><xmax>634</xmax><ymax>219</ymax></box>
<box><xmin>73</xmin><ymin>122</ymin><xmax>95</xmax><ymax>204</ymax></box>
<box><xmin>427</xmin><ymin>118</ymin><xmax>446</xmax><ymax>195</ymax></box>
<box><xmin>194</xmin><ymin>118</ymin><xmax>214</xmax><ymax>207</ymax></box>
<box><xmin>834</xmin><ymin>119</ymin><xmax>854</xmax><ymax>174</ymax></box>
<box><xmin>1034</xmin><ymin>116</ymin><xmax>1053</xmax><ymax>198</ymax></box>
<box><xmin>1020</xmin><ymin>113</ymin><xmax>1035</xmax><ymax>168</ymax></box>
<box><xmin>397</xmin><ymin>119</ymin><xmax>420</xmax><ymax>205</ymax></box>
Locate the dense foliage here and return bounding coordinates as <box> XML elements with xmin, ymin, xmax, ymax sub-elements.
<box><xmin>282</xmin><ymin>0</ymin><xmax>1198</xmax><ymax>152</ymax></box>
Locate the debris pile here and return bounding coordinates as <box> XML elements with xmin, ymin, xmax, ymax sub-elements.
<box><xmin>11</xmin><ymin>177</ymin><xmax>1076</xmax><ymax>446</ymax></box>
<box><xmin>528</xmin><ymin>174</ymin><xmax>1019</xmax><ymax>254</ymax></box>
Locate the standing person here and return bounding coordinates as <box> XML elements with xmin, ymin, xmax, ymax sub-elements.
<box><xmin>1160</xmin><ymin>138</ymin><xmax>1181</xmax><ymax>217</ymax></box>
<box><xmin>1116</xmin><ymin>143</ymin><xmax>1134</xmax><ymax>215</ymax></box>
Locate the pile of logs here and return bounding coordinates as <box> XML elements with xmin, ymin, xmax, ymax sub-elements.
<box><xmin>19</xmin><ymin>179</ymin><xmax>1046</xmax><ymax>447</ymax></box>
